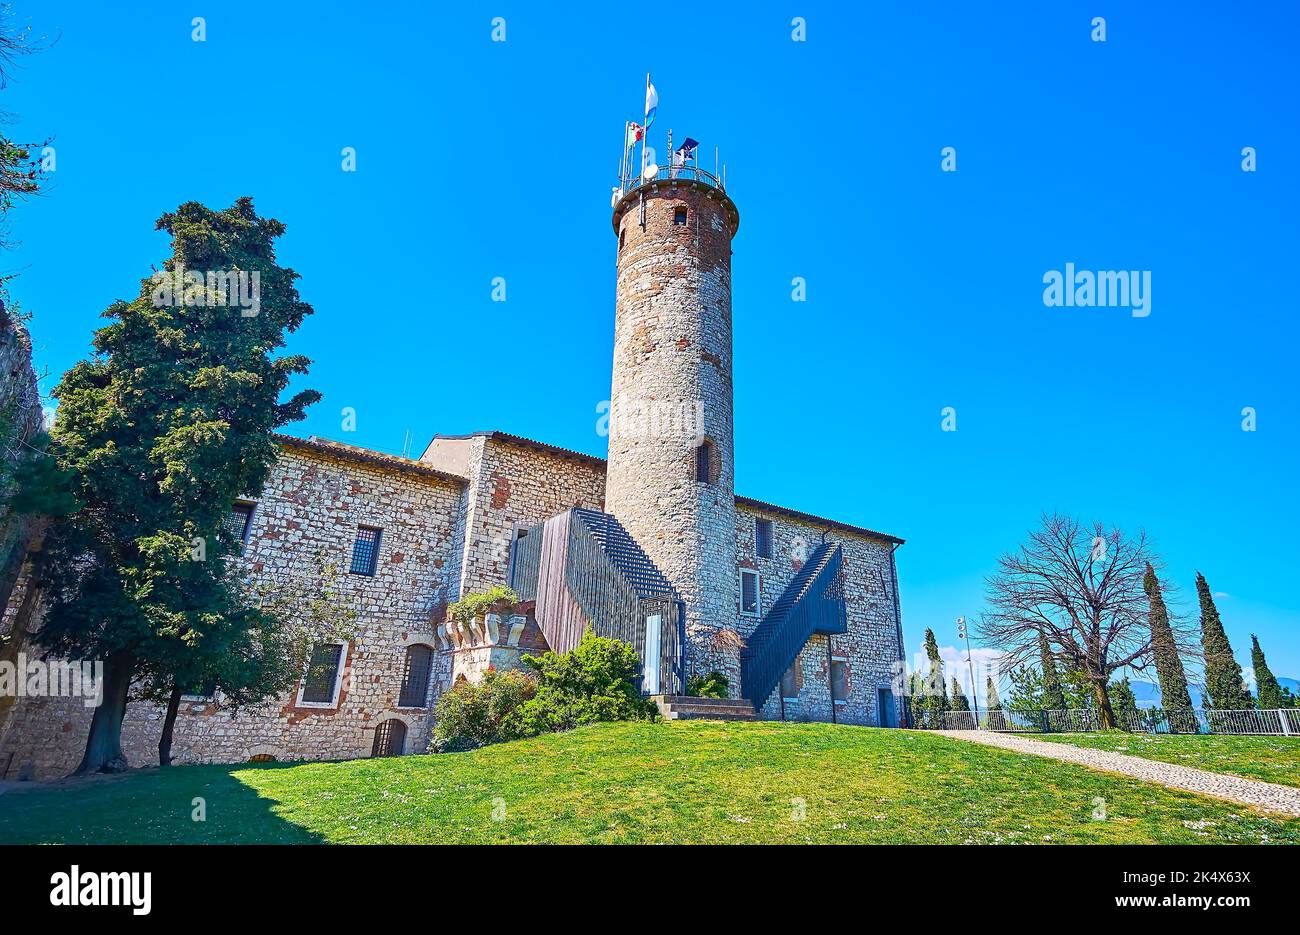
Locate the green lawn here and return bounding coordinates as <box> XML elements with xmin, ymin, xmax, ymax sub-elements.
<box><xmin>2</xmin><ymin>721</ymin><xmax>1297</xmax><ymax>844</ymax></box>
<box><xmin>1033</xmin><ymin>731</ymin><xmax>1300</xmax><ymax>789</ymax></box>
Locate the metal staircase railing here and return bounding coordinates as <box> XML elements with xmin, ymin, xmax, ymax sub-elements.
<box><xmin>739</xmin><ymin>543</ymin><xmax>848</xmax><ymax>710</ymax></box>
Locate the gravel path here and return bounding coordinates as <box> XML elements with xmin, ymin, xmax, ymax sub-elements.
<box><xmin>935</xmin><ymin>730</ymin><xmax>1300</xmax><ymax>817</ymax></box>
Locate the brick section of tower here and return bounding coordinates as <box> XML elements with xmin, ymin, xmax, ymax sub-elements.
<box><xmin>606</xmin><ymin>183</ymin><xmax>741</xmax><ymax>689</ymax></box>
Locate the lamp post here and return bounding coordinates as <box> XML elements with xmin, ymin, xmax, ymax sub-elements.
<box><xmin>957</xmin><ymin>616</ymin><xmax>980</xmax><ymax>726</ymax></box>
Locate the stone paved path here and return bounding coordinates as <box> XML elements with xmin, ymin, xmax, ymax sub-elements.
<box><xmin>935</xmin><ymin>729</ymin><xmax>1300</xmax><ymax>817</ymax></box>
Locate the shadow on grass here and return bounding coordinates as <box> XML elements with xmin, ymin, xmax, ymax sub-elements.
<box><xmin>0</xmin><ymin>760</ymin><xmax>327</xmax><ymax>844</ymax></box>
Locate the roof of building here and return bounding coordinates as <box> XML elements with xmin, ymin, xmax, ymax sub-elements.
<box><xmin>272</xmin><ymin>433</ymin><xmax>467</xmax><ymax>486</ymax></box>
<box><xmin>430</xmin><ymin>431</ymin><xmax>905</xmax><ymax>546</ymax></box>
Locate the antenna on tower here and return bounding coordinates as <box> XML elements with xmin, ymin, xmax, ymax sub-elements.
<box><xmin>401</xmin><ymin>429</ymin><xmax>412</xmax><ymax>458</ymax></box>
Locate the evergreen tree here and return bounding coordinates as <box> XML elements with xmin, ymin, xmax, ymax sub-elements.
<box><xmin>950</xmin><ymin>676</ymin><xmax>971</xmax><ymax>712</ymax></box>
<box><xmin>922</xmin><ymin>627</ymin><xmax>949</xmax><ymax>727</ymax></box>
<box><xmin>37</xmin><ymin>199</ymin><xmax>326</xmax><ymax>773</ymax></box>
<box><xmin>1143</xmin><ymin>563</ymin><xmax>1195</xmax><ymax>730</ymax></box>
<box><xmin>1108</xmin><ymin>675</ymin><xmax>1140</xmax><ymax>727</ymax></box>
<box><xmin>1196</xmin><ymin>573</ymin><xmax>1253</xmax><ymax>710</ymax></box>
<box><xmin>1251</xmin><ymin>635</ymin><xmax>1289</xmax><ymax>710</ymax></box>
<box><xmin>1038</xmin><ymin>631</ymin><xmax>1066</xmax><ymax>711</ymax></box>
<box><xmin>986</xmin><ymin>676</ymin><xmax>1002</xmax><ymax>711</ymax></box>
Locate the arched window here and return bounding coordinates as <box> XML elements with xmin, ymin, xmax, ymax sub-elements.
<box><xmin>398</xmin><ymin>645</ymin><xmax>433</xmax><ymax>708</ymax></box>
<box><xmin>372</xmin><ymin>719</ymin><xmax>407</xmax><ymax>757</ymax></box>
<box><xmin>619</xmin><ymin>227</ymin><xmax>626</xmax><ymax>249</ymax></box>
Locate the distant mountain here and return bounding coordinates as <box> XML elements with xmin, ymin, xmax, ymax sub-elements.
<box><xmin>1128</xmin><ymin>677</ymin><xmax>1299</xmax><ymax>708</ymax></box>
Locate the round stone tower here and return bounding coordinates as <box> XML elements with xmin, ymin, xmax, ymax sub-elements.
<box><xmin>607</xmin><ymin>173</ymin><xmax>742</xmax><ymax>689</ymax></box>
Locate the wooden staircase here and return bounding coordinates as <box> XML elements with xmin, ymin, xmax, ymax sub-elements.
<box><xmin>652</xmin><ymin>695</ymin><xmax>758</xmax><ymax>721</ymax></box>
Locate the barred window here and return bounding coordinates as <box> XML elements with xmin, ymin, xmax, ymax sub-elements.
<box><xmin>740</xmin><ymin>569</ymin><xmax>760</xmax><ymax>617</ymax></box>
<box><xmin>831</xmin><ymin>658</ymin><xmax>849</xmax><ymax>703</ymax></box>
<box><xmin>372</xmin><ymin>719</ymin><xmax>407</xmax><ymax>757</ymax></box>
<box><xmin>300</xmin><ymin>643</ymin><xmax>344</xmax><ymax>706</ymax></box>
<box><xmin>755</xmin><ymin>518</ymin><xmax>773</xmax><ymax>560</ymax></box>
<box><xmin>350</xmin><ymin>526</ymin><xmax>382</xmax><ymax>576</ymax></box>
<box><xmin>398</xmin><ymin>645</ymin><xmax>433</xmax><ymax>708</ymax></box>
<box><xmin>222</xmin><ymin>502</ymin><xmax>254</xmax><ymax>552</ymax></box>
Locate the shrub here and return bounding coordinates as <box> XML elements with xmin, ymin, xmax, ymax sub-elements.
<box><xmin>505</xmin><ymin>628</ymin><xmax>658</xmax><ymax>736</ymax></box>
<box><xmin>686</xmin><ymin>669</ymin><xmax>729</xmax><ymax>699</ymax></box>
<box><xmin>432</xmin><ymin>668</ymin><xmax>536</xmax><ymax>752</ymax></box>
<box><xmin>446</xmin><ymin>585</ymin><xmax>519</xmax><ymax>625</ymax></box>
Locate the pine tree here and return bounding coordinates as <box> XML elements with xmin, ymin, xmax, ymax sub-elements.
<box><xmin>1109</xmin><ymin>675</ymin><xmax>1140</xmax><ymax>727</ymax></box>
<box><xmin>950</xmin><ymin>676</ymin><xmax>971</xmax><ymax>712</ymax></box>
<box><xmin>1196</xmin><ymin>573</ymin><xmax>1253</xmax><ymax>710</ymax></box>
<box><xmin>1251</xmin><ymin>635</ymin><xmax>1288</xmax><ymax>710</ymax></box>
<box><xmin>1143</xmin><ymin>563</ymin><xmax>1195</xmax><ymax>730</ymax></box>
<box><xmin>1038</xmin><ymin>631</ymin><xmax>1066</xmax><ymax>711</ymax></box>
<box><xmin>37</xmin><ymin>199</ymin><xmax>328</xmax><ymax>773</ymax></box>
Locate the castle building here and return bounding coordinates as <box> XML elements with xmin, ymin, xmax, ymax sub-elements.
<box><xmin>0</xmin><ymin>151</ymin><xmax>906</xmax><ymax>779</ymax></box>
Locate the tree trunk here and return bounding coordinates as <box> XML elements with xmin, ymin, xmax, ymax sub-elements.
<box><xmin>158</xmin><ymin>680</ymin><xmax>183</xmax><ymax>766</ymax></box>
<box><xmin>73</xmin><ymin>650</ymin><xmax>134</xmax><ymax>775</ymax></box>
<box><xmin>1092</xmin><ymin>677</ymin><xmax>1116</xmax><ymax>729</ymax></box>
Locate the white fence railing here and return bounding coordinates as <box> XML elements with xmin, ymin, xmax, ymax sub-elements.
<box><xmin>933</xmin><ymin>708</ymin><xmax>1300</xmax><ymax>736</ymax></box>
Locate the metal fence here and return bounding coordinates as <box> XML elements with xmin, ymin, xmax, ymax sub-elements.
<box><xmin>934</xmin><ymin>707</ymin><xmax>1300</xmax><ymax>736</ymax></box>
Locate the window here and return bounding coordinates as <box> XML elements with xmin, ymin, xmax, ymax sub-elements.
<box><xmin>755</xmin><ymin>518</ymin><xmax>773</xmax><ymax>560</ymax></box>
<box><xmin>695</xmin><ymin>441</ymin><xmax>712</xmax><ymax>483</ymax></box>
<box><xmin>673</xmin><ymin>206</ymin><xmax>688</xmax><ymax>225</ymax></box>
<box><xmin>398</xmin><ymin>645</ymin><xmax>433</xmax><ymax>708</ymax></box>
<box><xmin>740</xmin><ymin>569</ymin><xmax>760</xmax><ymax>617</ymax></box>
<box><xmin>831</xmin><ymin>657</ymin><xmax>849</xmax><ymax>704</ymax></box>
<box><xmin>222</xmin><ymin>502</ymin><xmax>254</xmax><ymax>552</ymax></box>
<box><xmin>781</xmin><ymin>661</ymin><xmax>801</xmax><ymax>700</ymax></box>
<box><xmin>299</xmin><ymin>643</ymin><xmax>345</xmax><ymax>706</ymax></box>
<box><xmin>372</xmin><ymin>719</ymin><xmax>407</xmax><ymax>757</ymax></box>
<box><xmin>350</xmin><ymin>526</ymin><xmax>382</xmax><ymax>576</ymax></box>
<box><xmin>619</xmin><ymin>227</ymin><xmax>626</xmax><ymax>249</ymax></box>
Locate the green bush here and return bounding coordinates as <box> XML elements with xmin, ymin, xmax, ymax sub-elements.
<box><xmin>446</xmin><ymin>585</ymin><xmax>518</xmax><ymax>625</ymax></box>
<box><xmin>686</xmin><ymin>669</ymin><xmax>729</xmax><ymax>699</ymax></box>
<box><xmin>505</xmin><ymin>628</ymin><xmax>658</xmax><ymax>736</ymax></box>
<box><xmin>432</xmin><ymin>668</ymin><xmax>536</xmax><ymax>752</ymax></box>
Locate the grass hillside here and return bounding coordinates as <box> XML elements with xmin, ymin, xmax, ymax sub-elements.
<box><xmin>2</xmin><ymin>721</ymin><xmax>1296</xmax><ymax>844</ymax></box>
<box><xmin>1033</xmin><ymin>732</ymin><xmax>1300</xmax><ymax>789</ymax></box>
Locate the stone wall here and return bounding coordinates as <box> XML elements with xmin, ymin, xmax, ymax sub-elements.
<box><xmin>422</xmin><ymin>433</ymin><xmax>607</xmax><ymax>596</ymax></box>
<box><xmin>0</xmin><ymin>314</ymin><xmax>45</xmax><ymax>616</ymax></box>
<box><xmin>0</xmin><ymin>440</ymin><xmax>466</xmax><ymax>778</ymax></box>
<box><xmin>734</xmin><ymin>505</ymin><xmax>905</xmax><ymax>726</ymax></box>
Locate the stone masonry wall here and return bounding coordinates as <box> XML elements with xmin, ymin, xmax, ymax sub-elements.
<box><xmin>0</xmin><ymin>441</ymin><xmax>465</xmax><ymax>779</ymax></box>
<box><xmin>735</xmin><ymin>505</ymin><xmax>905</xmax><ymax>727</ymax></box>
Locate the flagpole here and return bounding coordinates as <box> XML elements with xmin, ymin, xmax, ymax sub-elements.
<box><xmin>639</xmin><ymin>72</ymin><xmax>649</xmax><ymax>227</ymax></box>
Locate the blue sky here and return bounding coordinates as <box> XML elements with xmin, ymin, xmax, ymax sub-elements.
<box><xmin>4</xmin><ymin>2</ymin><xmax>1298</xmax><ymax>680</ymax></box>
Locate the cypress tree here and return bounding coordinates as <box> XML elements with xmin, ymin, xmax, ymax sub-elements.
<box><xmin>1143</xmin><ymin>563</ymin><xmax>1194</xmax><ymax>729</ymax></box>
<box><xmin>1197</xmin><ymin>573</ymin><xmax>1254</xmax><ymax>710</ymax></box>
<box><xmin>1109</xmin><ymin>675</ymin><xmax>1140</xmax><ymax>727</ymax></box>
<box><xmin>950</xmin><ymin>676</ymin><xmax>971</xmax><ymax>712</ymax></box>
<box><xmin>1251</xmin><ymin>635</ymin><xmax>1288</xmax><ymax>710</ymax></box>
<box><xmin>986</xmin><ymin>676</ymin><xmax>1003</xmax><ymax>712</ymax></box>
<box><xmin>1039</xmin><ymin>631</ymin><xmax>1066</xmax><ymax>711</ymax></box>
<box><xmin>923</xmin><ymin>627</ymin><xmax>948</xmax><ymax>727</ymax></box>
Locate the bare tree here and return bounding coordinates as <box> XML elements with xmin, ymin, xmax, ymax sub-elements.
<box><xmin>977</xmin><ymin>513</ymin><xmax>1193</xmax><ymax>728</ymax></box>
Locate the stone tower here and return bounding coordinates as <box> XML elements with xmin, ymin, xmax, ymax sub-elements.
<box><xmin>606</xmin><ymin>170</ymin><xmax>742</xmax><ymax>686</ymax></box>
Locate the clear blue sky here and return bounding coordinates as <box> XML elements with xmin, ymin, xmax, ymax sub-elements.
<box><xmin>4</xmin><ymin>2</ymin><xmax>1298</xmax><ymax>679</ymax></box>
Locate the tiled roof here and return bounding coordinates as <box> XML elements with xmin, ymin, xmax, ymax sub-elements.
<box><xmin>272</xmin><ymin>433</ymin><xmax>466</xmax><ymax>485</ymax></box>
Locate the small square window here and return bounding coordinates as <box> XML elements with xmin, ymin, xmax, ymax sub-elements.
<box><xmin>350</xmin><ymin>526</ymin><xmax>382</xmax><ymax>576</ymax></box>
<box><xmin>740</xmin><ymin>569</ymin><xmax>760</xmax><ymax>617</ymax></box>
<box><xmin>299</xmin><ymin>643</ymin><xmax>345</xmax><ymax>707</ymax></box>
<box><xmin>222</xmin><ymin>502</ymin><xmax>255</xmax><ymax>553</ymax></box>
<box><xmin>755</xmin><ymin>519</ymin><xmax>773</xmax><ymax>560</ymax></box>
